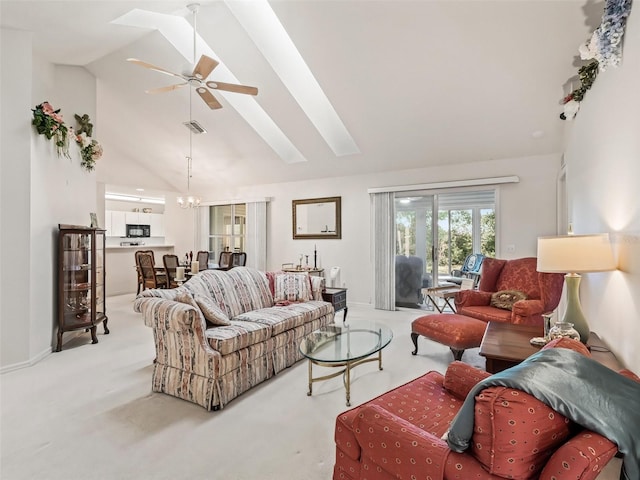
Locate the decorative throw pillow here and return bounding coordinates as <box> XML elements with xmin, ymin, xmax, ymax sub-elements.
<box><xmin>274</xmin><ymin>273</ymin><xmax>311</xmax><ymax>303</ymax></box>
<box><xmin>174</xmin><ymin>291</ymin><xmax>200</xmax><ymax>310</ymax></box>
<box><xmin>193</xmin><ymin>294</ymin><xmax>231</xmax><ymax>326</ymax></box>
<box><xmin>173</xmin><ymin>292</ymin><xmax>205</xmax><ymax>326</ymax></box>
<box><xmin>490</xmin><ymin>290</ymin><xmax>528</xmax><ymax>310</ymax></box>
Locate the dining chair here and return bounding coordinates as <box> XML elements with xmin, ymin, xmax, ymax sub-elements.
<box><xmin>163</xmin><ymin>254</ymin><xmax>180</xmax><ymax>288</ymax></box>
<box><xmin>134</xmin><ymin>253</ymin><xmax>144</xmax><ymax>294</ymax></box>
<box><xmin>138</xmin><ymin>251</ymin><xmax>168</xmax><ymax>290</ymax></box>
<box><xmin>232</xmin><ymin>252</ymin><xmax>247</xmax><ymax>267</ymax></box>
<box><xmin>135</xmin><ymin>250</ymin><xmax>162</xmax><ymax>293</ymax></box>
<box><xmin>196</xmin><ymin>251</ymin><xmax>209</xmax><ymax>270</ymax></box>
<box><xmin>218</xmin><ymin>251</ymin><xmax>234</xmax><ymax>270</ymax></box>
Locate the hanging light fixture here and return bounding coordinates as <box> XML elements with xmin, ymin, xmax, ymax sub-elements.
<box><xmin>177</xmin><ymin>92</ymin><xmax>202</xmax><ymax>209</ymax></box>
<box><xmin>176</xmin><ymin>157</ymin><xmax>200</xmax><ymax>208</ymax></box>
<box><xmin>176</xmin><ymin>98</ymin><xmax>201</xmax><ymax>209</ymax></box>
<box><xmin>177</xmin><ymin>4</ymin><xmax>202</xmax><ymax>209</ymax></box>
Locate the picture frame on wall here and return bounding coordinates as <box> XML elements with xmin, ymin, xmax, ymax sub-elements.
<box><xmin>90</xmin><ymin>212</ymin><xmax>99</xmax><ymax>228</ymax></box>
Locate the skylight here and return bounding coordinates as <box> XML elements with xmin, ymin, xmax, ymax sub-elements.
<box><xmin>225</xmin><ymin>0</ymin><xmax>360</xmax><ymax>157</ymax></box>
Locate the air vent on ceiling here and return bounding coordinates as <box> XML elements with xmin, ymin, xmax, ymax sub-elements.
<box><xmin>183</xmin><ymin>120</ymin><xmax>207</xmax><ymax>134</ymax></box>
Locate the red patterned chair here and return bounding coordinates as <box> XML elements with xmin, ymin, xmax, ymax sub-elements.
<box><xmin>455</xmin><ymin>257</ymin><xmax>565</xmax><ymax>327</ymax></box>
<box><xmin>333</xmin><ymin>338</ymin><xmax>636</xmax><ymax>480</ymax></box>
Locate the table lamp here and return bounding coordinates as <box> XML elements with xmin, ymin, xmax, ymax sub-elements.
<box><xmin>537</xmin><ymin>233</ymin><xmax>616</xmax><ymax>343</ymax></box>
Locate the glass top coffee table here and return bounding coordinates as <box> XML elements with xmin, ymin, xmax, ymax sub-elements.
<box><xmin>299</xmin><ymin>321</ymin><xmax>393</xmax><ymax>406</ymax></box>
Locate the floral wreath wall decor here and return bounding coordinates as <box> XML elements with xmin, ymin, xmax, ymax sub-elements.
<box><xmin>31</xmin><ymin>102</ymin><xmax>70</xmax><ymax>158</ymax></box>
<box><xmin>560</xmin><ymin>0</ymin><xmax>633</xmax><ymax>120</ymax></box>
<box><xmin>31</xmin><ymin>102</ymin><xmax>103</xmax><ymax>171</ymax></box>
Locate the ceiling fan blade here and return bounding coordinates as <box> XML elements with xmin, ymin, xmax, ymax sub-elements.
<box><xmin>206</xmin><ymin>81</ymin><xmax>258</xmax><ymax>96</ymax></box>
<box><xmin>197</xmin><ymin>87</ymin><xmax>223</xmax><ymax>110</ymax></box>
<box><xmin>193</xmin><ymin>55</ymin><xmax>219</xmax><ymax>81</ymax></box>
<box><xmin>145</xmin><ymin>83</ymin><xmax>188</xmax><ymax>94</ymax></box>
<box><xmin>126</xmin><ymin>58</ymin><xmax>185</xmax><ymax>79</ymax></box>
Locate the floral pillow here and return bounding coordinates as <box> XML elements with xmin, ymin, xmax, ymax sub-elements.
<box><xmin>490</xmin><ymin>290</ymin><xmax>528</xmax><ymax>310</ymax></box>
<box><xmin>274</xmin><ymin>273</ymin><xmax>311</xmax><ymax>303</ymax></box>
<box><xmin>193</xmin><ymin>294</ymin><xmax>231</xmax><ymax>327</ymax></box>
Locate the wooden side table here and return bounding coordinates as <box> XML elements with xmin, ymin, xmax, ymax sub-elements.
<box><xmin>322</xmin><ymin>287</ymin><xmax>348</xmax><ymax>322</ymax></box>
<box><xmin>479</xmin><ymin>322</ymin><xmax>622</xmax><ymax>373</ymax></box>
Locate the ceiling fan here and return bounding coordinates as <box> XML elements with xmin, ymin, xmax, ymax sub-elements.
<box><xmin>126</xmin><ymin>3</ymin><xmax>258</xmax><ymax>109</ymax></box>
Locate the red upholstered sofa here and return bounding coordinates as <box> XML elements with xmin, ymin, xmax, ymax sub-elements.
<box><xmin>333</xmin><ymin>339</ymin><xmax>635</xmax><ymax>480</ymax></box>
<box><xmin>455</xmin><ymin>257</ymin><xmax>565</xmax><ymax>326</ymax></box>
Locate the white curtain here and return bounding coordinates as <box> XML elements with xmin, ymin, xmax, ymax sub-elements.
<box><xmin>370</xmin><ymin>192</ymin><xmax>395</xmax><ymax>310</ymax></box>
<box><xmin>246</xmin><ymin>201</ymin><xmax>267</xmax><ymax>271</ymax></box>
<box><xmin>196</xmin><ymin>206</ymin><xmax>208</xmax><ymax>255</ymax></box>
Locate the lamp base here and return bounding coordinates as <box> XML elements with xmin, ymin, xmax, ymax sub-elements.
<box><xmin>561</xmin><ymin>273</ymin><xmax>589</xmax><ymax>343</ymax></box>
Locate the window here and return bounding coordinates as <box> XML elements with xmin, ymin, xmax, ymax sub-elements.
<box><xmin>207</xmin><ymin>204</ymin><xmax>246</xmax><ymax>262</ymax></box>
<box><xmin>436</xmin><ymin>191</ymin><xmax>495</xmax><ymax>276</ymax></box>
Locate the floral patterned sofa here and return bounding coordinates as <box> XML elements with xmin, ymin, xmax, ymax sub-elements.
<box><xmin>334</xmin><ymin>338</ymin><xmax>639</xmax><ymax>480</ymax></box>
<box><xmin>134</xmin><ymin>267</ymin><xmax>334</xmax><ymax>410</ymax></box>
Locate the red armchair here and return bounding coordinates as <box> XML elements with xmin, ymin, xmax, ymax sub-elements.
<box><xmin>333</xmin><ymin>344</ymin><xmax>630</xmax><ymax>480</ymax></box>
<box><xmin>454</xmin><ymin>257</ymin><xmax>565</xmax><ymax>326</ymax></box>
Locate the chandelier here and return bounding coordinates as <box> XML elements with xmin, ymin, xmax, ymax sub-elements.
<box><xmin>176</xmin><ymin>154</ymin><xmax>200</xmax><ymax>208</ymax></box>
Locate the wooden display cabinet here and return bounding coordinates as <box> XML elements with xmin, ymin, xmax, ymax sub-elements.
<box><xmin>57</xmin><ymin>224</ymin><xmax>109</xmax><ymax>352</ymax></box>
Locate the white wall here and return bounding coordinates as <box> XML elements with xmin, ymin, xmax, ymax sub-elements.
<box><xmin>563</xmin><ymin>8</ymin><xmax>640</xmax><ymax>373</ymax></box>
<box><xmin>1</xmin><ymin>27</ymin><xmax>98</xmax><ymax>370</ymax></box>
<box><xmin>1</xmin><ymin>28</ymin><xmax>33</xmax><ymax>369</ymax></box>
<box><xmin>208</xmin><ymin>153</ymin><xmax>561</xmax><ymax>306</ymax></box>
<box><xmin>30</xmin><ymin>63</ymin><xmax>98</xmax><ymax>361</ymax></box>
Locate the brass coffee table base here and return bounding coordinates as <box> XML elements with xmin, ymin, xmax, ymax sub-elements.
<box><xmin>307</xmin><ymin>350</ymin><xmax>383</xmax><ymax>406</ymax></box>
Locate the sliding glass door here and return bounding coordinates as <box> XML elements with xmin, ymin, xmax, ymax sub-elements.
<box><xmin>394</xmin><ymin>190</ymin><xmax>495</xmax><ymax>308</ymax></box>
<box><xmin>394</xmin><ymin>195</ymin><xmax>436</xmax><ymax>307</ymax></box>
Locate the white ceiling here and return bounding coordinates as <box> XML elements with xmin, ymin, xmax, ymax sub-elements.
<box><xmin>1</xmin><ymin>1</ymin><xmax>599</xmax><ymax>194</ymax></box>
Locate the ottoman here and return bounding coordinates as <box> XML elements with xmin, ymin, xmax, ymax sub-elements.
<box><xmin>411</xmin><ymin>313</ymin><xmax>487</xmax><ymax>361</ymax></box>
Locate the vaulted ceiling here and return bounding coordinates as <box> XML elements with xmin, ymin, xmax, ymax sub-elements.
<box><xmin>1</xmin><ymin>1</ymin><xmax>598</xmax><ymax>194</ymax></box>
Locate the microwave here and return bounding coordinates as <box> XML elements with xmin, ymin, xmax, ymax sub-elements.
<box><xmin>126</xmin><ymin>224</ymin><xmax>150</xmax><ymax>238</ymax></box>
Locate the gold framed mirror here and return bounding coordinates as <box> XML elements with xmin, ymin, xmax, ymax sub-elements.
<box><xmin>292</xmin><ymin>197</ymin><xmax>341</xmax><ymax>240</ymax></box>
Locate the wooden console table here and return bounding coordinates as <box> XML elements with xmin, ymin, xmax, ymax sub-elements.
<box><xmin>479</xmin><ymin>322</ymin><xmax>622</xmax><ymax>374</ymax></box>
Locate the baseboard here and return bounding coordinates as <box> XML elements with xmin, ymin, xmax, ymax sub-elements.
<box><xmin>1</xmin><ymin>345</ymin><xmax>52</xmax><ymax>375</ymax></box>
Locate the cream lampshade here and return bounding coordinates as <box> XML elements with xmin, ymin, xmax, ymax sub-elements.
<box><xmin>537</xmin><ymin>233</ymin><xmax>616</xmax><ymax>343</ymax></box>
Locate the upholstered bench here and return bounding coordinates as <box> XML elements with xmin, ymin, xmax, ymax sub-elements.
<box><xmin>411</xmin><ymin>313</ymin><xmax>487</xmax><ymax>361</ymax></box>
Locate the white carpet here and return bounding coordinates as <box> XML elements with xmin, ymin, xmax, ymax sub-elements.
<box><xmin>0</xmin><ymin>295</ymin><xmax>621</xmax><ymax>479</ymax></box>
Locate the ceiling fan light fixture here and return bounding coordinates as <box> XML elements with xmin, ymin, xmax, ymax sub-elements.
<box><xmin>124</xmin><ymin>3</ymin><xmax>257</xmax><ymax>111</ymax></box>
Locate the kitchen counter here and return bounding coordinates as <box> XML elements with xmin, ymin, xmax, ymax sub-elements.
<box><xmin>105</xmin><ymin>244</ymin><xmax>174</xmax><ymax>250</ymax></box>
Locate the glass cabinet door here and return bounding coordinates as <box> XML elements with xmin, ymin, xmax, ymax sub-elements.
<box><xmin>61</xmin><ymin>231</ymin><xmax>93</xmax><ymax>329</ymax></box>
<box><xmin>95</xmin><ymin>230</ymin><xmax>106</xmax><ymax>320</ymax></box>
